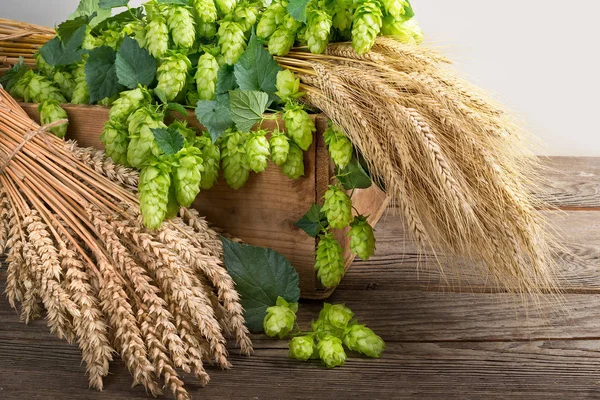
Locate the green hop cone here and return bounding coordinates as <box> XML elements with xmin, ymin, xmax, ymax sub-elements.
<box><xmin>109</xmin><ymin>88</ymin><xmax>150</xmax><ymax>122</ymax></box>
<box><xmin>351</xmin><ymin>0</ymin><xmax>383</xmax><ymax>55</ymax></box>
<box><xmin>52</xmin><ymin>71</ymin><xmax>76</xmax><ymax>102</ymax></box>
<box><xmin>96</xmin><ymin>24</ymin><xmax>123</xmax><ymax>49</ymax></box>
<box><xmin>323</xmin><ymin>122</ymin><xmax>353</xmax><ymax>169</ymax></box>
<box><xmin>268</xmin><ymin>26</ymin><xmax>296</xmax><ymax>56</ymax></box>
<box><xmin>71</xmin><ymin>62</ymin><xmax>89</xmax><ymax>105</ymax></box>
<box><xmin>34</xmin><ymin>51</ymin><xmax>54</xmax><ymax>77</ymax></box>
<box><xmin>381</xmin><ymin>17</ymin><xmax>423</xmax><ymax>44</ymax></box>
<box><xmin>97</xmin><ymin>95</ymin><xmax>118</xmax><ymax>107</ymax></box>
<box><xmin>127</xmin><ymin>107</ymin><xmax>166</xmax><ymax>168</ymax></box>
<box><xmin>195</xmin><ymin>53</ymin><xmax>219</xmax><ymax>101</ymax></box>
<box><xmin>233</xmin><ymin>3</ymin><xmax>258</xmax><ymax>33</ymax></box>
<box><xmin>283</xmin><ymin>103</ymin><xmax>315</xmax><ymax>151</ymax></box>
<box><xmin>174</xmin><ymin>146</ymin><xmax>204</xmax><ymax>207</ymax></box>
<box><xmin>381</xmin><ymin>0</ymin><xmax>404</xmax><ymax>19</ymax></box>
<box><xmin>166</xmin><ymin>5</ymin><xmax>196</xmax><ymax>49</ymax></box>
<box><xmin>38</xmin><ymin>100</ymin><xmax>68</xmax><ymax>138</ymax></box>
<box><xmin>343</xmin><ymin>323</ymin><xmax>385</xmax><ymax>358</ymax></box>
<box><xmin>215</xmin><ymin>0</ymin><xmax>237</xmax><ymax>16</ymax></box>
<box><xmin>275</xmin><ymin>69</ymin><xmax>301</xmax><ymax>102</ymax></box>
<box><xmin>145</xmin><ymin>15</ymin><xmax>169</xmax><ymax>58</ymax></box>
<box><xmin>218</xmin><ymin>21</ymin><xmax>247</xmax><ymax>65</ymax></box>
<box><xmin>289</xmin><ymin>336</ymin><xmax>315</xmax><ymax>361</ymax></box>
<box><xmin>263</xmin><ymin>296</ymin><xmax>298</xmax><ymax>339</ymax></box>
<box><xmin>270</xmin><ymin>130</ymin><xmax>290</xmax><ymax>166</ymax></box>
<box><xmin>186</xmin><ymin>88</ymin><xmax>200</xmax><ymax>106</ymax></box>
<box><xmin>193</xmin><ymin>0</ymin><xmax>218</xmax><ymax>23</ymax></box>
<box><xmin>256</xmin><ymin>2</ymin><xmax>286</xmax><ymax>39</ymax></box>
<box><xmin>332</xmin><ymin>0</ymin><xmax>354</xmax><ymax>32</ymax></box>
<box><xmin>195</xmin><ymin>133</ymin><xmax>221</xmax><ymax>190</ymax></box>
<box><xmin>245</xmin><ymin>130</ymin><xmax>270</xmax><ymax>173</ymax></box>
<box><xmin>348</xmin><ymin>215</ymin><xmax>376</xmax><ymax>260</ymax></box>
<box><xmin>305</xmin><ymin>10</ymin><xmax>332</xmax><ymax>54</ymax></box>
<box><xmin>166</xmin><ymin>183</ymin><xmax>180</xmax><ymax>219</ymax></box>
<box><xmin>9</xmin><ymin>70</ymin><xmax>35</xmax><ymax>100</ymax></box>
<box><xmin>156</xmin><ymin>52</ymin><xmax>192</xmax><ymax>102</ymax></box>
<box><xmin>123</xmin><ymin>20</ymin><xmax>147</xmax><ymax>48</ymax></box>
<box><xmin>82</xmin><ymin>26</ymin><xmax>96</xmax><ymax>50</ymax></box>
<box><xmin>100</xmin><ymin>119</ymin><xmax>129</xmax><ymax>165</ymax></box>
<box><xmin>281</xmin><ymin>142</ymin><xmax>304</xmax><ymax>179</ymax></box>
<box><xmin>317</xmin><ymin>335</ymin><xmax>347</xmax><ymax>368</ymax></box>
<box><xmin>197</xmin><ymin>21</ymin><xmax>217</xmax><ymax>39</ymax></box>
<box><xmin>321</xmin><ymin>185</ymin><xmax>353</xmax><ymax>229</ymax></box>
<box><xmin>24</xmin><ymin>73</ymin><xmax>66</xmax><ymax>104</ymax></box>
<box><xmin>139</xmin><ymin>161</ymin><xmax>172</xmax><ymax>229</ymax></box>
<box><xmin>221</xmin><ymin>130</ymin><xmax>250</xmax><ymax>190</ymax></box>
<box><xmin>325</xmin><ymin>303</ymin><xmax>354</xmax><ymax>330</ymax></box>
<box><xmin>314</xmin><ymin>232</ymin><xmax>345</xmax><ymax>288</ymax></box>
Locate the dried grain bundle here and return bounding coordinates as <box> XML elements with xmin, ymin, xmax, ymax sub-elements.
<box><xmin>0</xmin><ymin>89</ymin><xmax>252</xmax><ymax>399</ymax></box>
<box><xmin>0</xmin><ymin>18</ymin><xmax>54</xmax><ymax>68</ymax></box>
<box><xmin>277</xmin><ymin>37</ymin><xmax>560</xmax><ymax>297</ymax></box>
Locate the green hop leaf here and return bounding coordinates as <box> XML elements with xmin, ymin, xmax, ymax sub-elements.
<box><xmin>336</xmin><ymin>154</ymin><xmax>373</xmax><ymax>190</ymax></box>
<box><xmin>99</xmin><ymin>0</ymin><xmax>129</xmax><ymax>8</ymax></box>
<box><xmin>39</xmin><ymin>25</ymin><xmax>87</xmax><ymax>67</ymax></box>
<box><xmin>216</xmin><ymin>64</ymin><xmax>239</xmax><ymax>95</ymax></box>
<box><xmin>348</xmin><ymin>215</ymin><xmax>376</xmax><ymax>260</ymax></box>
<box><xmin>321</xmin><ymin>185</ymin><xmax>353</xmax><ymax>229</ymax></box>
<box><xmin>195</xmin><ymin>93</ymin><xmax>234</xmax><ymax>142</ymax></box>
<box><xmin>0</xmin><ymin>60</ymin><xmax>28</xmax><ymax>93</ymax></box>
<box><xmin>234</xmin><ymin>32</ymin><xmax>282</xmax><ymax>95</ymax></box>
<box><xmin>115</xmin><ymin>36</ymin><xmax>157</xmax><ymax>89</ymax></box>
<box><xmin>229</xmin><ymin>89</ymin><xmax>269</xmax><ymax>133</ymax></box>
<box><xmin>343</xmin><ymin>324</ymin><xmax>386</xmax><ymax>358</ymax></box>
<box><xmin>317</xmin><ymin>335</ymin><xmax>347</xmax><ymax>368</ymax></box>
<box><xmin>289</xmin><ymin>336</ymin><xmax>315</xmax><ymax>361</ymax></box>
<box><xmin>68</xmin><ymin>0</ymin><xmax>112</xmax><ymax>27</ymax></box>
<box><xmin>85</xmin><ymin>45</ymin><xmax>125</xmax><ymax>104</ymax></box>
<box><xmin>287</xmin><ymin>0</ymin><xmax>311</xmax><ymax>23</ymax></box>
<box><xmin>295</xmin><ymin>203</ymin><xmax>328</xmax><ymax>238</ymax></box>
<box><xmin>152</xmin><ymin>126</ymin><xmax>185</xmax><ymax>155</ymax></box>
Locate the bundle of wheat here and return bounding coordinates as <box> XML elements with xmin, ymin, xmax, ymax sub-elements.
<box><xmin>277</xmin><ymin>37</ymin><xmax>559</xmax><ymax>297</ymax></box>
<box><xmin>0</xmin><ymin>88</ymin><xmax>252</xmax><ymax>399</ymax></box>
<box><xmin>0</xmin><ymin>18</ymin><xmax>54</xmax><ymax>68</ymax></box>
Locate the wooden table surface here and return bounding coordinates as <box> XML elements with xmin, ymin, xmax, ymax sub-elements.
<box><xmin>1</xmin><ymin>157</ymin><xmax>599</xmax><ymax>399</ymax></box>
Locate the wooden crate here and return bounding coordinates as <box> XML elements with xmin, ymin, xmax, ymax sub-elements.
<box><xmin>21</xmin><ymin>103</ymin><xmax>389</xmax><ymax>299</ymax></box>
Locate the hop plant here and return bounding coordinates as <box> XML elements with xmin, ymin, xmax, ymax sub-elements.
<box><xmin>195</xmin><ymin>134</ymin><xmax>221</xmax><ymax>190</ymax></box>
<box><xmin>343</xmin><ymin>324</ymin><xmax>385</xmax><ymax>358</ymax></box>
<box><xmin>145</xmin><ymin>14</ymin><xmax>169</xmax><ymax>58</ymax></box>
<box><xmin>317</xmin><ymin>335</ymin><xmax>347</xmax><ymax>368</ymax></box>
<box><xmin>123</xmin><ymin>20</ymin><xmax>147</xmax><ymax>48</ymax></box>
<box><xmin>52</xmin><ymin>71</ymin><xmax>76</xmax><ymax>102</ymax></box>
<box><xmin>324</xmin><ymin>122</ymin><xmax>353</xmax><ymax>169</ymax></box>
<box><xmin>100</xmin><ymin>120</ymin><xmax>129</xmax><ymax>165</ymax></box>
<box><xmin>245</xmin><ymin>130</ymin><xmax>270</xmax><ymax>173</ymax></box>
<box><xmin>268</xmin><ymin>25</ymin><xmax>296</xmax><ymax>56</ymax></box>
<box><xmin>221</xmin><ymin>130</ymin><xmax>250</xmax><ymax>190</ymax></box>
<box><xmin>193</xmin><ymin>0</ymin><xmax>218</xmax><ymax>23</ymax></box>
<box><xmin>305</xmin><ymin>10</ymin><xmax>333</xmax><ymax>54</ymax></box>
<box><xmin>71</xmin><ymin>61</ymin><xmax>89</xmax><ymax>104</ymax></box>
<box><xmin>217</xmin><ymin>21</ymin><xmax>247</xmax><ymax>65</ymax></box>
<box><xmin>381</xmin><ymin>17</ymin><xmax>423</xmax><ymax>44</ymax></box>
<box><xmin>195</xmin><ymin>53</ymin><xmax>219</xmax><ymax>101</ymax></box>
<box><xmin>197</xmin><ymin>21</ymin><xmax>217</xmax><ymax>38</ymax></box>
<box><xmin>275</xmin><ymin>69</ymin><xmax>301</xmax><ymax>102</ymax></box>
<box><xmin>281</xmin><ymin>142</ymin><xmax>304</xmax><ymax>179</ymax></box>
<box><xmin>109</xmin><ymin>87</ymin><xmax>150</xmax><ymax>122</ymax></box>
<box><xmin>38</xmin><ymin>100</ymin><xmax>68</xmax><ymax>138</ymax></box>
<box><xmin>256</xmin><ymin>2</ymin><xmax>286</xmax><ymax>39</ymax></box>
<box><xmin>156</xmin><ymin>52</ymin><xmax>191</xmax><ymax>102</ymax></box>
<box><xmin>332</xmin><ymin>0</ymin><xmax>354</xmax><ymax>32</ymax></box>
<box><xmin>348</xmin><ymin>215</ymin><xmax>376</xmax><ymax>260</ymax></box>
<box><xmin>263</xmin><ymin>296</ymin><xmax>298</xmax><ymax>339</ymax></box>
<box><xmin>314</xmin><ymin>232</ymin><xmax>345</xmax><ymax>288</ymax></box>
<box><xmin>233</xmin><ymin>3</ymin><xmax>258</xmax><ymax>32</ymax></box>
<box><xmin>96</xmin><ymin>24</ymin><xmax>123</xmax><ymax>49</ymax></box>
<box><xmin>24</xmin><ymin>73</ymin><xmax>66</xmax><ymax>104</ymax></box>
<box><xmin>34</xmin><ymin>52</ymin><xmax>54</xmax><ymax>77</ymax></box>
<box><xmin>173</xmin><ymin>146</ymin><xmax>204</xmax><ymax>207</ymax></box>
<box><xmin>166</xmin><ymin>5</ymin><xmax>196</xmax><ymax>49</ymax></box>
<box><xmin>283</xmin><ymin>103</ymin><xmax>315</xmax><ymax>151</ymax></box>
<box><xmin>322</xmin><ymin>185</ymin><xmax>353</xmax><ymax>229</ymax></box>
<box><xmin>270</xmin><ymin>130</ymin><xmax>290</xmax><ymax>166</ymax></box>
<box><xmin>351</xmin><ymin>0</ymin><xmax>383</xmax><ymax>55</ymax></box>
<box><xmin>139</xmin><ymin>161</ymin><xmax>172</xmax><ymax>229</ymax></box>
<box><xmin>215</xmin><ymin>0</ymin><xmax>237</xmax><ymax>16</ymax></box>
<box><xmin>289</xmin><ymin>336</ymin><xmax>315</xmax><ymax>361</ymax></box>
<box><xmin>127</xmin><ymin>107</ymin><xmax>166</xmax><ymax>168</ymax></box>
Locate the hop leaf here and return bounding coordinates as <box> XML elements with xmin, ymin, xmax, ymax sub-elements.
<box><xmin>317</xmin><ymin>335</ymin><xmax>347</xmax><ymax>368</ymax></box>
<box><xmin>270</xmin><ymin>130</ymin><xmax>290</xmax><ymax>166</ymax></box>
<box><xmin>348</xmin><ymin>215</ymin><xmax>376</xmax><ymax>260</ymax></box>
<box><xmin>38</xmin><ymin>100</ymin><xmax>68</xmax><ymax>138</ymax></box>
<box><xmin>321</xmin><ymin>185</ymin><xmax>353</xmax><ymax>229</ymax></box>
<box><xmin>263</xmin><ymin>296</ymin><xmax>298</xmax><ymax>339</ymax></box>
<box><xmin>343</xmin><ymin>324</ymin><xmax>385</xmax><ymax>358</ymax></box>
<box><xmin>221</xmin><ymin>130</ymin><xmax>250</xmax><ymax>190</ymax></box>
<box><xmin>281</xmin><ymin>142</ymin><xmax>304</xmax><ymax>180</ymax></box>
<box><xmin>324</xmin><ymin>122</ymin><xmax>353</xmax><ymax>170</ymax></box>
<box><xmin>283</xmin><ymin>103</ymin><xmax>315</xmax><ymax>151</ymax></box>
<box><xmin>314</xmin><ymin>232</ymin><xmax>345</xmax><ymax>288</ymax></box>
<box><xmin>275</xmin><ymin>69</ymin><xmax>301</xmax><ymax>102</ymax></box>
<box><xmin>100</xmin><ymin>119</ymin><xmax>129</xmax><ymax>165</ymax></box>
<box><xmin>289</xmin><ymin>336</ymin><xmax>315</xmax><ymax>361</ymax></box>
<box><xmin>245</xmin><ymin>130</ymin><xmax>271</xmax><ymax>173</ymax></box>
<box><xmin>139</xmin><ymin>161</ymin><xmax>172</xmax><ymax>229</ymax></box>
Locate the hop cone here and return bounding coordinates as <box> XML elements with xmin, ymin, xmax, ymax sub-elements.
<box><xmin>71</xmin><ymin>62</ymin><xmax>89</xmax><ymax>104</ymax></box>
<box><xmin>123</xmin><ymin>20</ymin><xmax>147</xmax><ymax>48</ymax></box>
<box><xmin>324</xmin><ymin>122</ymin><xmax>353</xmax><ymax>169</ymax></box>
<box><xmin>100</xmin><ymin>119</ymin><xmax>129</xmax><ymax>165</ymax></box>
<box><xmin>10</xmin><ymin>70</ymin><xmax>35</xmax><ymax>99</ymax></box>
<box><xmin>381</xmin><ymin>0</ymin><xmax>404</xmax><ymax>19</ymax></box>
<box><xmin>256</xmin><ymin>2</ymin><xmax>286</xmax><ymax>39</ymax></box>
<box><xmin>305</xmin><ymin>10</ymin><xmax>332</xmax><ymax>54</ymax></box>
<box><xmin>245</xmin><ymin>131</ymin><xmax>270</xmax><ymax>173</ymax></box>
<box><xmin>139</xmin><ymin>162</ymin><xmax>172</xmax><ymax>229</ymax></box>
<box><xmin>332</xmin><ymin>0</ymin><xmax>354</xmax><ymax>32</ymax></box>
<box><xmin>166</xmin><ymin>5</ymin><xmax>196</xmax><ymax>48</ymax></box>
<box><xmin>322</xmin><ymin>185</ymin><xmax>353</xmax><ymax>229</ymax></box>
<box><xmin>275</xmin><ymin>69</ymin><xmax>300</xmax><ymax>102</ymax></box>
<box><xmin>174</xmin><ymin>147</ymin><xmax>204</xmax><ymax>207</ymax></box>
<box><xmin>215</xmin><ymin>0</ymin><xmax>237</xmax><ymax>16</ymax></box>
<box><xmin>348</xmin><ymin>215</ymin><xmax>376</xmax><ymax>260</ymax></box>
<box><xmin>315</xmin><ymin>232</ymin><xmax>345</xmax><ymax>288</ymax></box>
<box><xmin>325</xmin><ymin>304</ymin><xmax>354</xmax><ymax>330</ymax></box>
<box><xmin>283</xmin><ymin>103</ymin><xmax>315</xmax><ymax>151</ymax></box>
<box><xmin>218</xmin><ymin>21</ymin><xmax>247</xmax><ymax>65</ymax></box>
<box><xmin>195</xmin><ymin>134</ymin><xmax>221</xmax><ymax>190</ymax></box>
<box><xmin>221</xmin><ymin>130</ymin><xmax>250</xmax><ymax>190</ymax></box>
<box><xmin>289</xmin><ymin>336</ymin><xmax>315</xmax><ymax>361</ymax></box>
<box><xmin>281</xmin><ymin>142</ymin><xmax>304</xmax><ymax>180</ymax></box>
<box><xmin>193</xmin><ymin>0</ymin><xmax>218</xmax><ymax>23</ymax></box>
<box><xmin>317</xmin><ymin>335</ymin><xmax>346</xmax><ymax>368</ymax></box>
<box><xmin>145</xmin><ymin>16</ymin><xmax>169</xmax><ymax>58</ymax></box>
<box><xmin>186</xmin><ymin>88</ymin><xmax>199</xmax><ymax>106</ymax></box>
<box><xmin>270</xmin><ymin>130</ymin><xmax>290</xmax><ymax>166</ymax></box>
<box><xmin>197</xmin><ymin>21</ymin><xmax>217</xmax><ymax>39</ymax></box>
<box><xmin>82</xmin><ymin>26</ymin><xmax>96</xmax><ymax>50</ymax></box>
<box><xmin>195</xmin><ymin>53</ymin><xmax>219</xmax><ymax>101</ymax></box>
<box><xmin>127</xmin><ymin>107</ymin><xmax>166</xmax><ymax>168</ymax></box>
<box><xmin>109</xmin><ymin>88</ymin><xmax>149</xmax><ymax>122</ymax></box>
<box><xmin>351</xmin><ymin>1</ymin><xmax>383</xmax><ymax>55</ymax></box>
<box><xmin>98</xmin><ymin>95</ymin><xmax>118</xmax><ymax>106</ymax></box>
<box><xmin>34</xmin><ymin>52</ymin><xmax>54</xmax><ymax>77</ymax></box>
<box><xmin>25</xmin><ymin>74</ymin><xmax>66</xmax><ymax>104</ymax></box>
<box><xmin>233</xmin><ymin>3</ymin><xmax>258</xmax><ymax>32</ymax></box>
<box><xmin>268</xmin><ymin>26</ymin><xmax>296</xmax><ymax>56</ymax></box>
<box><xmin>156</xmin><ymin>52</ymin><xmax>191</xmax><ymax>102</ymax></box>
<box><xmin>263</xmin><ymin>297</ymin><xmax>298</xmax><ymax>339</ymax></box>
<box><xmin>52</xmin><ymin>71</ymin><xmax>76</xmax><ymax>102</ymax></box>
<box><xmin>343</xmin><ymin>324</ymin><xmax>385</xmax><ymax>358</ymax></box>
<box><xmin>381</xmin><ymin>17</ymin><xmax>423</xmax><ymax>44</ymax></box>
<box><xmin>38</xmin><ymin>100</ymin><xmax>68</xmax><ymax>138</ymax></box>
<box><xmin>96</xmin><ymin>25</ymin><xmax>123</xmax><ymax>49</ymax></box>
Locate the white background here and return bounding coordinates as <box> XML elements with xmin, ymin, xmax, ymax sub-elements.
<box><xmin>3</xmin><ymin>0</ymin><xmax>599</xmax><ymax>156</ymax></box>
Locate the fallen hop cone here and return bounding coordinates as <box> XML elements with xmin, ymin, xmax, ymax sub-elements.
<box><xmin>325</xmin><ymin>304</ymin><xmax>354</xmax><ymax>330</ymax></box>
<box><xmin>281</xmin><ymin>142</ymin><xmax>304</xmax><ymax>180</ymax></box>
<box><xmin>264</xmin><ymin>297</ymin><xmax>298</xmax><ymax>339</ymax></box>
<box><xmin>246</xmin><ymin>131</ymin><xmax>271</xmax><ymax>173</ymax></box>
<box><xmin>315</xmin><ymin>232</ymin><xmax>345</xmax><ymax>288</ymax></box>
<box><xmin>343</xmin><ymin>324</ymin><xmax>385</xmax><ymax>358</ymax></box>
<box><xmin>283</xmin><ymin>103</ymin><xmax>315</xmax><ymax>151</ymax></box>
<box><xmin>317</xmin><ymin>335</ymin><xmax>347</xmax><ymax>368</ymax></box>
<box><xmin>324</xmin><ymin>122</ymin><xmax>353</xmax><ymax>169</ymax></box>
<box><xmin>289</xmin><ymin>336</ymin><xmax>315</xmax><ymax>361</ymax></box>
<box><xmin>348</xmin><ymin>216</ymin><xmax>376</xmax><ymax>260</ymax></box>
<box><xmin>270</xmin><ymin>130</ymin><xmax>290</xmax><ymax>166</ymax></box>
<box><xmin>322</xmin><ymin>186</ymin><xmax>353</xmax><ymax>229</ymax></box>
<box><xmin>38</xmin><ymin>100</ymin><xmax>68</xmax><ymax>138</ymax></box>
